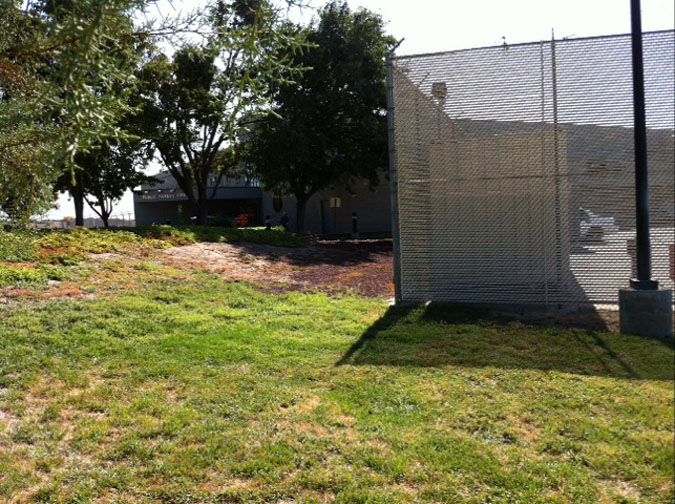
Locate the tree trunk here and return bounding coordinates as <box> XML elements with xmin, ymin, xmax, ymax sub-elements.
<box><xmin>296</xmin><ymin>196</ymin><xmax>308</xmax><ymax>231</ymax></box>
<box><xmin>72</xmin><ymin>187</ymin><xmax>84</xmax><ymax>227</ymax></box>
<box><xmin>101</xmin><ymin>213</ymin><xmax>110</xmax><ymax>228</ymax></box>
<box><xmin>197</xmin><ymin>185</ymin><xmax>208</xmax><ymax>225</ymax></box>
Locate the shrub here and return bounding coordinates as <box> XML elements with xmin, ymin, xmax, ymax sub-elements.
<box><xmin>0</xmin><ymin>230</ymin><xmax>39</xmax><ymax>262</ymax></box>
<box><xmin>0</xmin><ymin>263</ymin><xmax>72</xmax><ymax>288</ymax></box>
<box><xmin>132</xmin><ymin>225</ymin><xmax>300</xmax><ymax>247</ymax></box>
<box><xmin>233</xmin><ymin>213</ymin><xmax>250</xmax><ymax>227</ymax></box>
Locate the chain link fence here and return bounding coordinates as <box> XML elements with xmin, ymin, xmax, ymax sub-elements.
<box><xmin>390</xmin><ymin>31</ymin><xmax>674</xmax><ymax>308</ymax></box>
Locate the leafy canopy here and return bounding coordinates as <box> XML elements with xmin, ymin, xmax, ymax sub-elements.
<box><xmin>135</xmin><ymin>0</ymin><xmax>309</xmax><ymax>224</ymax></box>
<box><xmin>0</xmin><ymin>0</ymin><xmax>192</xmax><ymax>222</ymax></box>
<box><xmin>246</xmin><ymin>0</ymin><xmax>394</xmax><ymax>229</ymax></box>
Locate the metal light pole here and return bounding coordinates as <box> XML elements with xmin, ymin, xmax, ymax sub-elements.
<box><xmin>619</xmin><ymin>0</ymin><xmax>672</xmax><ymax>339</ymax></box>
<box><xmin>629</xmin><ymin>0</ymin><xmax>657</xmax><ymax>290</ymax></box>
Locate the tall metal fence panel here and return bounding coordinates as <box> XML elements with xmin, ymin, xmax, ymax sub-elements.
<box><xmin>390</xmin><ymin>31</ymin><xmax>674</xmax><ymax>307</ymax></box>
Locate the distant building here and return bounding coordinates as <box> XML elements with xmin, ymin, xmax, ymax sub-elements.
<box><xmin>133</xmin><ymin>171</ymin><xmax>392</xmax><ymax>237</ymax></box>
<box><xmin>133</xmin><ymin>172</ymin><xmax>263</xmax><ymax>227</ymax></box>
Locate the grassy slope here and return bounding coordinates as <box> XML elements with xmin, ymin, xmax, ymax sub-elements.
<box><xmin>0</xmin><ymin>226</ymin><xmax>298</xmax><ymax>288</ymax></box>
<box><xmin>0</xmin><ymin>231</ymin><xmax>673</xmax><ymax>504</ymax></box>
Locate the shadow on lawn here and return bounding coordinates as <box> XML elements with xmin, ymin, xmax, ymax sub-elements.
<box><xmin>336</xmin><ymin>304</ymin><xmax>675</xmax><ymax>380</ymax></box>
<box><xmin>225</xmin><ymin>239</ymin><xmax>393</xmax><ymax>267</ymax></box>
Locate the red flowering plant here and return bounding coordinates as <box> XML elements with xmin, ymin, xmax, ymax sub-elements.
<box><xmin>233</xmin><ymin>213</ymin><xmax>249</xmax><ymax>227</ymax></box>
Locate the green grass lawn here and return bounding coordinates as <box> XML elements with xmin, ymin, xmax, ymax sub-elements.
<box><xmin>0</xmin><ymin>232</ymin><xmax>673</xmax><ymax>503</ymax></box>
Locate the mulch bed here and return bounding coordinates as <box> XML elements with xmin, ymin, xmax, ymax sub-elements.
<box><xmin>162</xmin><ymin>239</ymin><xmax>395</xmax><ymax>298</ymax></box>
<box><xmin>290</xmin><ymin>240</ymin><xmax>394</xmax><ymax>297</ymax></box>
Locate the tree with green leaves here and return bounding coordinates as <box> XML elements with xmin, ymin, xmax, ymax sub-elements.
<box><xmin>245</xmin><ymin>1</ymin><xmax>393</xmax><ymax>230</ymax></box>
<box><xmin>134</xmin><ymin>0</ymin><xmax>308</xmax><ymax>225</ymax></box>
<box><xmin>1</xmin><ymin>0</ymin><xmax>152</xmax><ymax>162</ymax></box>
<box><xmin>0</xmin><ymin>0</ymin><xmax>190</xmax><ymax>223</ymax></box>
<box><xmin>44</xmin><ymin>0</ymin><xmax>151</xmax><ymax>227</ymax></box>
<box><xmin>55</xmin><ymin>139</ymin><xmax>155</xmax><ymax>228</ymax></box>
<box><xmin>0</xmin><ymin>143</ymin><xmax>54</xmax><ymax>223</ymax></box>
<box><xmin>0</xmin><ymin>0</ymin><xmax>56</xmax><ymax>222</ymax></box>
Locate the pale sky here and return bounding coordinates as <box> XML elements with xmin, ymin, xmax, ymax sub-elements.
<box><xmin>47</xmin><ymin>0</ymin><xmax>675</xmax><ymax>220</ymax></box>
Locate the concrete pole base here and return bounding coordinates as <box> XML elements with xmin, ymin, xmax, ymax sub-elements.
<box><xmin>619</xmin><ymin>289</ymin><xmax>673</xmax><ymax>339</ymax></box>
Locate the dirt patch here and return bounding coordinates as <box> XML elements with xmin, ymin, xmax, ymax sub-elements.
<box><xmin>162</xmin><ymin>240</ymin><xmax>394</xmax><ymax>297</ymax></box>
<box><xmin>88</xmin><ymin>252</ymin><xmax>128</xmax><ymax>261</ymax></box>
<box><xmin>298</xmin><ymin>396</ymin><xmax>321</xmax><ymax>413</ymax></box>
<box><xmin>0</xmin><ymin>283</ymin><xmax>94</xmax><ymax>303</ymax></box>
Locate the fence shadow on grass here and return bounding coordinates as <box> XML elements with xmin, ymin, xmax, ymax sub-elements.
<box><xmin>336</xmin><ymin>303</ymin><xmax>674</xmax><ymax>380</ymax></box>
